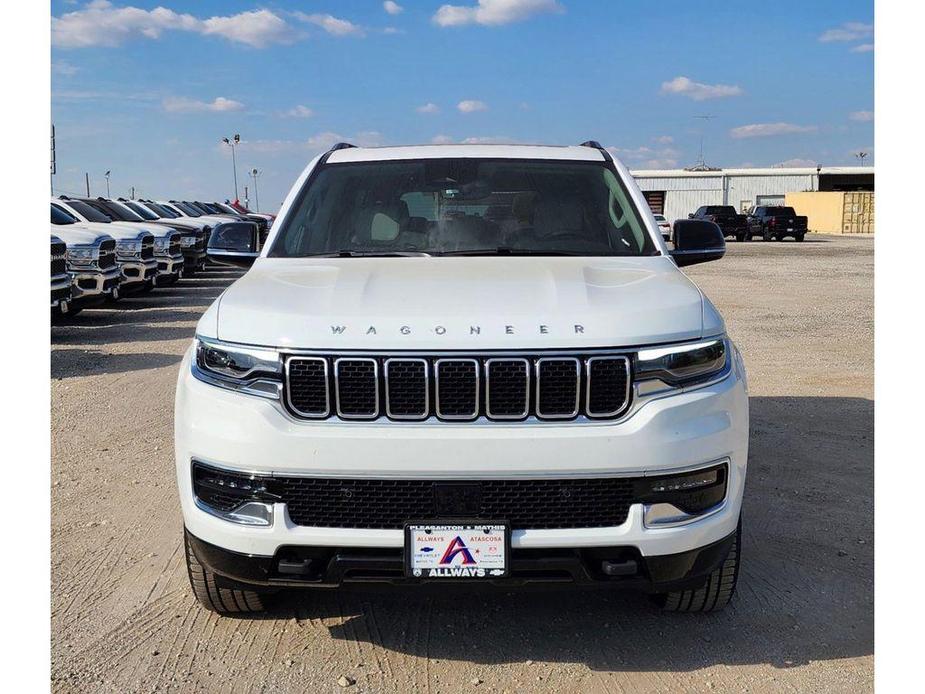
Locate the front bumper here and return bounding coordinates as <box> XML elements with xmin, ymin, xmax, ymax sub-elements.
<box><xmin>176</xmin><ymin>344</ymin><xmax>749</xmax><ymax>563</ymax></box>
<box><xmin>68</xmin><ymin>266</ymin><xmax>121</xmax><ymax>300</ymax></box>
<box><xmin>119</xmin><ymin>257</ymin><xmax>158</xmax><ymax>286</ymax></box>
<box><xmin>186</xmin><ymin>526</ymin><xmax>737</xmax><ymax>592</ymax></box>
<box><xmin>155</xmin><ymin>253</ymin><xmax>185</xmax><ymax>282</ymax></box>
<box><xmin>50</xmin><ymin>273</ymin><xmax>71</xmax><ymax>308</ymax></box>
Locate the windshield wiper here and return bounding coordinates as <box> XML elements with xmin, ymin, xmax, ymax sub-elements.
<box><xmin>438</xmin><ymin>247</ymin><xmax>588</xmax><ymax>257</ymax></box>
<box><xmin>301</xmin><ymin>250</ymin><xmax>433</xmax><ymax>258</ymax></box>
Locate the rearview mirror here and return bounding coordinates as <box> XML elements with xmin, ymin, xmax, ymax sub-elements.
<box><xmin>670</xmin><ymin>220</ymin><xmax>725</xmax><ymax>267</ymax></box>
<box><xmin>207</xmin><ymin>222</ymin><xmax>260</xmax><ymax>268</ymax></box>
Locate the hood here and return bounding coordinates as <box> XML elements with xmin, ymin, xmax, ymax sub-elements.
<box><xmin>209</xmin><ymin>256</ymin><xmax>713</xmax><ymax>350</ymax></box>
<box><xmin>105</xmin><ymin>220</ymin><xmax>174</xmax><ymax>240</ymax></box>
<box><xmin>50</xmin><ymin>223</ymin><xmax>115</xmax><ymax>245</ymax></box>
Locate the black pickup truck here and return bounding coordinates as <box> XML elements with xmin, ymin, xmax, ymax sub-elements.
<box><xmin>689</xmin><ymin>206</ymin><xmax>749</xmax><ymax>242</ymax></box>
<box><xmin>746</xmin><ymin>206</ymin><xmax>808</xmax><ymax>242</ymax></box>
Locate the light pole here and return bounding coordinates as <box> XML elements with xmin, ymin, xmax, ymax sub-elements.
<box><xmin>249</xmin><ymin>168</ymin><xmax>262</xmax><ymax>212</ymax></box>
<box><xmin>104</xmin><ymin>170</ymin><xmax>111</xmax><ymax>198</ymax></box>
<box><xmin>221</xmin><ymin>134</ymin><xmax>241</xmax><ymax>201</ymax></box>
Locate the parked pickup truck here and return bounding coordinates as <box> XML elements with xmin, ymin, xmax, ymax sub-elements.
<box><xmin>50</xmin><ymin>235</ymin><xmax>72</xmax><ymax>315</ymax></box>
<box><xmin>49</xmin><ymin>206</ymin><xmax>122</xmax><ymax>316</ymax></box>
<box><xmin>746</xmin><ymin>206</ymin><xmax>807</xmax><ymax>242</ymax></box>
<box><xmin>176</xmin><ymin>141</ymin><xmax>748</xmax><ymax>617</ymax></box>
<box><xmin>66</xmin><ymin>197</ymin><xmax>185</xmax><ymax>285</ymax></box>
<box><xmin>52</xmin><ymin>199</ymin><xmax>158</xmax><ymax>293</ymax></box>
<box><xmin>111</xmin><ymin>198</ymin><xmax>207</xmax><ymax>275</ymax></box>
<box><xmin>689</xmin><ymin>206</ymin><xmax>749</xmax><ymax>242</ymax></box>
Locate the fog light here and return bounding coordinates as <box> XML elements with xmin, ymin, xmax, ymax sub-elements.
<box><xmin>637</xmin><ymin>462</ymin><xmax>728</xmax><ymax>525</ymax></box>
<box><xmin>192</xmin><ymin>462</ymin><xmax>277</xmax><ymax>526</ymax></box>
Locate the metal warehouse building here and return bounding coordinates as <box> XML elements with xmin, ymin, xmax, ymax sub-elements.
<box><xmin>631</xmin><ymin>166</ymin><xmax>874</xmax><ymax>233</ymax></box>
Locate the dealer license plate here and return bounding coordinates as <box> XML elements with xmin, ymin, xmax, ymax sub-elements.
<box><xmin>405</xmin><ymin>523</ymin><xmax>509</xmax><ymax>579</ymax></box>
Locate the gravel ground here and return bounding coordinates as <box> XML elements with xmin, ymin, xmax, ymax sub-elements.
<box><xmin>51</xmin><ymin>235</ymin><xmax>874</xmax><ymax>693</ymax></box>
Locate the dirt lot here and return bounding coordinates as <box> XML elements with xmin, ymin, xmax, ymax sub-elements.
<box><xmin>51</xmin><ymin>235</ymin><xmax>874</xmax><ymax>693</ymax></box>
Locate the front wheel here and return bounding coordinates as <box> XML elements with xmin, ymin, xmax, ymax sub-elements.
<box><xmin>654</xmin><ymin>522</ymin><xmax>741</xmax><ymax>613</ymax></box>
<box><xmin>762</xmin><ymin>230</ymin><xmax>773</xmax><ymax>242</ymax></box>
<box><xmin>185</xmin><ymin>533</ymin><xmax>270</xmax><ymax>615</ymax></box>
<box><xmin>795</xmin><ymin>233</ymin><xmax>805</xmax><ymax>242</ymax></box>
<box><xmin>735</xmin><ymin>233</ymin><xmax>747</xmax><ymax>242</ymax></box>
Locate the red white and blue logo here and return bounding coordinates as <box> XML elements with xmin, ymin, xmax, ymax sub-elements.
<box><xmin>439</xmin><ymin>535</ymin><xmax>477</xmax><ymax>565</ymax></box>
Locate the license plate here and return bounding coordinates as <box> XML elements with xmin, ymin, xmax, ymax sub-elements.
<box><xmin>405</xmin><ymin>523</ymin><xmax>509</xmax><ymax>579</ymax></box>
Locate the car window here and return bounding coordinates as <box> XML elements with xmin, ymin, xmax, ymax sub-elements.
<box><xmin>61</xmin><ymin>199</ymin><xmax>112</xmax><ymax>223</ymax></box>
<box><xmin>124</xmin><ymin>202</ymin><xmax>159</xmax><ymax>220</ymax></box>
<box><xmin>271</xmin><ymin>158</ymin><xmax>657</xmax><ymax>257</ymax></box>
<box><xmin>51</xmin><ymin>204</ymin><xmax>77</xmax><ymax>225</ymax></box>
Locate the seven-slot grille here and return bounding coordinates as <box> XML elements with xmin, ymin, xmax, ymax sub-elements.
<box><xmin>50</xmin><ymin>241</ymin><xmax>67</xmax><ymax>276</ymax></box>
<box><xmin>98</xmin><ymin>239</ymin><xmax>117</xmax><ymax>269</ymax></box>
<box><xmin>272</xmin><ymin>476</ymin><xmax>636</xmax><ymax>530</ymax></box>
<box><xmin>285</xmin><ymin>353</ymin><xmax>630</xmax><ymax>422</ymax></box>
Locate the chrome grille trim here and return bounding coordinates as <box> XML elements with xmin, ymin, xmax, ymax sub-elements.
<box><xmin>282</xmin><ymin>350</ymin><xmax>635</xmax><ymax>424</ymax></box>
<box><xmin>484</xmin><ymin>358</ymin><xmax>530</xmax><ymax>420</ymax></box>
<box><xmin>384</xmin><ymin>358</ymin><xmax>429</xmax><ymax>420</ymax></box>
<box><xmin>434</xmin><ymin>358</ymin><xmax>480</xmax><ymax>421</ymax></box>
<box><xmin>333</xmin><ymin>357</ymin><xmax>380</xmax><ymax>420</ymax></box>
<box><xmin>285</xmin><ymin>357</ymin><xmax>330</xmax><ymax>418</ymax></box>
<box><xmin>585</xmin><ymin>356</ymin><xmax>632</xmax><ymax>418</ymax></box>
<box><xmin>535</xmin><ymin>357</ymin><xmax>581</xmax><ymax>419</ymax></box>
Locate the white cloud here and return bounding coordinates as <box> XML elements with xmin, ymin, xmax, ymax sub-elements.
<box><xmin>729</xmin><ymin>122</ymin><xmax>817</xmax><ymax>139</ymax></box>
<box><xmin>850</xmin><ymin>110</ymin><xmax>874</xmax><ymax>122</ymax></box>
<box><xmin>295</xmin><ymin>12</ymin><xmax>365</xmax><ymax>37</ymax></box>
<box><xmin>51</xmin><ymin>3</ymin><xmax>296</xmax><ymax>49</ymax></box>
<box><xmin>773</xmin><ymin>158</ymin><xmax>818</xmax><ymax>168</ymax></box>
<box><xmin>851</xmin><ymin>43</ymin><xmax>874</xmax><ymax>53</ymax></box>
<box><xmin>383</xmin><ymin>1</ymin><xmax>404</xmax><ymax>15</ymax></box>
<box><xmin>457</xmin><ymin>99</ymin><xmax>488</xmax><ymax>113</ymax></box>
<box><xmin>434</xmin><ymin>0</ymin><xmax>563</xmax><ymax>27</ymax></box>
<box><xmin>607</xmin><ymin>145</ymin><xmax>679</xmax><ymax>167</ymax></box>
<box><xmin>52</xmin><ymin>61</ymin><xmax>79</xmax><ymax>76</ymax></box>
<box><xmin>431</xmin><ymin>134</ymin><xmax>454</xmax><ymax>144</ymax></box>
<box><xmin>416</xmin><ymin>102</ymin><xmax>441</xmax><ymax>114</ymax></box>
<box><xmin>282</xmin><ymin>105</ymin><xmax>314</xmax><ymax>118</ymax></box>
<box><xmin>162</xmin><ymin>96</ymin><xmax>244</xmax><ymax>113</ymax></box>
<box><xmin>460</xmin><ymin>136</ymin><xmax>518</xmax><ymax>144</ymax></box>
<box><xmin>819</xmin><ymin>22</ymin><xmax>873</xmax><ymax>42</ymax></box>
<box><xmin>660</xmin><ymin>76</ymin><xmax>743</xmax><ymax>101</ymax></box>
<box><xmin>652</xmin><ymin>135</ymin><xmax>674</xmax><ymax>144</ymax></box>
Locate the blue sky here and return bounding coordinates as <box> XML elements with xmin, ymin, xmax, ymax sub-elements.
<box><xmin>51</xmin><ymin>0</ymin><xmax>874</xmax><ymax>209</ymax></box>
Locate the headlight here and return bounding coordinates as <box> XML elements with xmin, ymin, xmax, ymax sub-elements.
<box><xmin>635</xmin><ymin>338</ymin><xmax>729</xmax><ymax>388</ymax></box>
<box><xmin>193</xmin><ymin>337</ymin><xmax>282</xmax><ymax>399</ymax></box>
<box><xmin>154</xmin><ymin>239</ymin><xmax>169</xmax><ymax>250</ymax></box>
<box><xmin>116</xmin><ymin>240</ymin><xmax>142</xmax><ymax>256</ymax></box>
<box><xmin>180</xmin><ymin>236</ymin><xmax>196</xmax><ymax>246</ymax></box>
<box><xmin>66</xmin><ymin>246</ymin><xmax>97</xmax><ymax>264</ymax></box>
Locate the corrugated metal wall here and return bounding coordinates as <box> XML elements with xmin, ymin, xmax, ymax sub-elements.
<box><xmin>634</xmin><ymin>173</ymin><xmax>816</xmax><ymax>222</ymax></box>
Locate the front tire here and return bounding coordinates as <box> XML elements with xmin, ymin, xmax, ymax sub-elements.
<box><xmin>654</xmin><ymin>522</ymin><xmax>741</xmax><ymax>613</ymax></box>
<box><xmin>185</xmin><ymin>533</ymin><xmax>270</xmax><ymax>615</ymax></box>
<box><xmin>735</xmin><ymin>233</ymin><xmax>746</xmax><ymax>242</ymax></box>
<box><xmin>762</xmin><ymin>230</ymin><xmax>772</xmax><ymax>242</ymax></box>
<box><xmin>795</xmin><ymin>233</ymin><xmax>805</xmax><ymax>242</ymax></box>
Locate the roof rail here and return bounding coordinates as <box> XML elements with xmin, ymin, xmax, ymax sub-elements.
<box><xmin>329</xmin><ymin>142</ymin><xmax>356</xmax><ymax>152</ymax></box>
<box><xmin>578</xmin><ymin>140</ymin><xmax>604</xmax><ymax>150</ymax></box>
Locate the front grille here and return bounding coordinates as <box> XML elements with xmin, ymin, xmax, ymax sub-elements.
<box><xmin>140</xmin><ymin>236</ymin><xmax>154</xmax><ymax>260</ymax></box>
<box><xmin>98</xmin><ymin>240</ymin><xmax>116</xmax><ymax>269</ymax></box>
<box><xmin>51</xmin><ymin>242</ymin><xmax>67</xmax><ymax>276</ymax></box>
<box><xmin>168</xmin><ymin>237</ymin><xmax>181</xmax><ymax>256</ymax></box>
<box><xmin>285</xmin><ymin>353</ymin><xmax>631</xmax><ymax>422</ymax></box>
<box><xmin>274</xmin><ymin>476</ymin><xmax>636</xmax><ymax>530</ymax></box>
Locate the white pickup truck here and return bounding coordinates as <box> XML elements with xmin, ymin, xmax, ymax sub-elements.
<box><xmin>176</xmin><ymin>142</ymin><xmax>748</xmax><ymax>616</ymax></box>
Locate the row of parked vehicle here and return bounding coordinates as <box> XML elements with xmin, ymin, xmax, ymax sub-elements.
<box><xmin>687</xmin><ymin>205</ymin><xmax>809</xmax><ymax>242</ymax></box>
<box><xmin>49</xmin><ymin>196</ymin><xmax>273</xmax><ymax>319</ymax></box>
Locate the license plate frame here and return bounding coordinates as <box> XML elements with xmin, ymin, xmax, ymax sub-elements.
<box><xmin>404</xmin><ymin>521</ymin><xmax>511</xmax><ymax>580</ymax></box>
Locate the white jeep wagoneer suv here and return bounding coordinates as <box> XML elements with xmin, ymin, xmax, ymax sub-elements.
<box><xmin>175</xmin><ymin>141</ymin><xmax>748</xmax><ymax>615</ymax></box>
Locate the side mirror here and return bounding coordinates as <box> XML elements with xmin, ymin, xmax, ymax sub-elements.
<box><xmin>207</xmin><ymin>222</ymin><xmax>260</xmax><ymax>268</ymax></box>
<box><xmin>670</xmin><ymin>219</ymin><xmax>726</xmax><ymax>267</ymax></box>
<box><xmin>687</xmin><ymin>213</ymin><xmax>694</xmax><ymax>219</ymax></box>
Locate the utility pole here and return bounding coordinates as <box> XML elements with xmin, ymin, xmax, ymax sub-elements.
<box><xmin>221</xmin><ymin>134</ymin><xmax>241</xmax><ymax>201</ymax></box>
<box><xmin>693</xmin><ymin>115</ymin><xmax>715</xmax><ymax>169</ymax></box>
<box><xmin>131</xmin><ymin>186</ymin><xmax>135</xmax><ymax>199</ymax></box>
<box><xmin>85</xmin><ymin>172</ymin><xmax>90</xmax><ymax>197</ymax></box>
<box><xmin>250</xmin><ymin>168</ymin><xmax>262</xmax><ymax>211</ymax></box>
<box><xmin>50</xmin><ymin>124</ymin><xmax>56</xmax><ymax>194</ymax></box>
<box><xmin>855</xmin><ymin>151</ymin><xmax>869</xmax><ymax>165</ymax></box>
<box><xmin>244</xmin><ymin>185</ymin><xmax>249</xmax><ymax>207</ymax></box>
<box><xmin>104</xmin><ymin>170</ymin><xmax>111</xmax><ymax>198</ymax></box>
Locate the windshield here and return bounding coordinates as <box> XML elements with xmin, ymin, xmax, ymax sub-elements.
<box><xmin>51</xmin><ymin>204</ymin><xmax>77</xmax><ymax>225</ymax></box>
<box><xmin>97</xmin><ymin>200</ymin><xmax>144</xmax><ymax>222</ymax></box>
<box><xmin>171</xmin><ymin>202</ymin><xmax>201</xmax><ymax>217</ymax></box>
<box><xmin>63</xmin><ymin>200</ymin><xmax>111</xmax><ymax>223</ymax></box>
<box><xmin>766</xmin><ymin>206</ymin><xmax>796</xmax><ymax>216</ymax></box>
<box><xmin>124</xmin><ymin>201</ymin><xmax>159</xmax><ymax>220</ymax></box>
<box><xmin>147</xmin><ymin>202</ymin><xmax>178</xmax><ymax>218</ymax></box>
<box><xmin>270</xmin><ymin>159</ymin><xmax>656</xmax><ymax>257</ymax></box>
